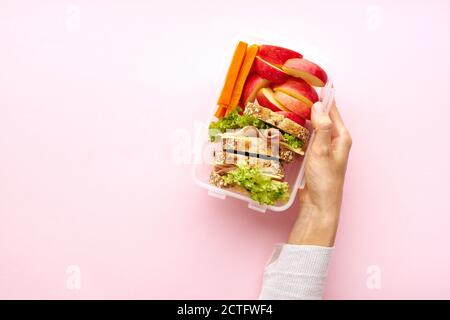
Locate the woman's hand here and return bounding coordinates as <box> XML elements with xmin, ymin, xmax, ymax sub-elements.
<box><xmin>288</xmin><ymin>100</ymin><xmax>352</xmax><ymax>247</ymax></box>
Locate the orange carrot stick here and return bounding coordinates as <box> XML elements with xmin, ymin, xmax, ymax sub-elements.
<box><xmin>214</xmin><ymin>41</ymin><xmax>248</xmax><ymax>117</ymax></box>
<box><xmin>214</xmin><ymin>104</ymin><xmax>227</xmax><ymax>118</ymax></box>
<box><xmin>226</xmin><ymin>44</ymin><xmax>259</xmax><ymax>115</ymax></box>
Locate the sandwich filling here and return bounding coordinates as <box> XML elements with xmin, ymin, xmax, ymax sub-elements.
<box><xmin>210</xmin><ymin>165</ymin><xmax>289</xmax><ymax>206</ymax></box>
<box><xmin>209</xmin><ymin>108</ymin><xmax>304</xmax><ymax>151</ymax></box>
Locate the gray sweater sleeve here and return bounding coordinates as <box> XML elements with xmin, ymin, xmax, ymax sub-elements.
<box><xmin>259</xmin><ymin>244</ymin><xmax>333</xmax><ymax>300</ymax></box>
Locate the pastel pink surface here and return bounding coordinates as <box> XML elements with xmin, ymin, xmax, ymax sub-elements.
<box><xmin>1</xmin><ymin>0</ymin><xmax>450</xmax><ymax>299</ymax></box>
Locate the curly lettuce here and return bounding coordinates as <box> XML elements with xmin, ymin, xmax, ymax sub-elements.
<box><xmin>222</xmin><ymin>165</ymin><xmax>289</xmax><ymax>205</ymax></box>
<box><xmin>209</xmin><ymin>108</ymin><xmax>269</xmax><ymax>142</ymax></box>
<box><xmin>282</xmin><ymin>133</ymin><xmax>304</xmax><ymax>150</ymax></box>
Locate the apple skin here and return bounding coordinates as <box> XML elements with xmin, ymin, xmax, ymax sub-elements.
<box><xmin>258</xmin><ymin>45</ymin><xmax>302</xmax><ymax>67</ymax></box>
<box><xmin>282</xmin><ymin>58</ymin><xmax>328</xmax><ymax>87</ymax></box>
<box><xmin>253</xmin><ymin>56</ymin><xmax>289</xmax><ymax>84</ymax></box>
<box><xmin>276</xmin><ymin>111</ymin><xmax>306</xmax><ymax>127</ymax></box>
<box><xmin>256</xmin><ymin>87</ymin><xmax>288</xmax><ymax>112</ymax></box>
<box><xmin>273</xmin><ymin>78</ymin><xmax>318</xmax><ymax>106</ymax></box>
<box><xmin>274</xmin><ymin>91</ymin><xmax>311</xmax><ymax>120</ymax></box>
<box><xmin>240</xmin><ymin>74</ymin><xmax>270</xmax><ymax>106</ymax></box>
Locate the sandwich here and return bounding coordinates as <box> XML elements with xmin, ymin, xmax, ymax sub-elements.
<box><xmin>208</xmin><ymin>102</ymin><xmax>310</xmax><ymax>205</ymax></box>
<box><xmin>212</xmin><ymin>150</ymin><xmax>285</xmax><ymax>180</ymax></box>
<box><xmin>219</xmin><ymin>126</ymin><xmax>295</xmax><ymax>162</ymax></box>
<box><xmin>209</xmin><ymin>103</ymin><xmax>310</xmax><ymax>154</ymax></box>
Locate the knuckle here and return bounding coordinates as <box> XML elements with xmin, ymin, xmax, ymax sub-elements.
<box><xmin>314</xmin><ymin>117</ymin><xmax>333</xmax><ymax>131</ymax></box>
<box><xmin>312</xmin><ymin>144</ymin><xmax>330</xmax><ymax>157</ymax></box>
<box><xmin>342</xmin><ymin>131</ymin><xmax>353</xmax><ymax>148</ymax></box>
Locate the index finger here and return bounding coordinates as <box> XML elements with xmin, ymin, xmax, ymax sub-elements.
<box><xmin>329</xmin><ymin>100</ymin><xmax>347</xmax><ymax>136</ymax></box>
<box><xmin>329</xmin><ymin>100</ymin><xmax>352</xmax><ymax>154</ymax></box>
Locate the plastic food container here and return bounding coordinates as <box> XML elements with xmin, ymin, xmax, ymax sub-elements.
<box><xmin>193</xmin><ymin>38</ymin><xmax>335</xmax><ymax>213</ymax></box>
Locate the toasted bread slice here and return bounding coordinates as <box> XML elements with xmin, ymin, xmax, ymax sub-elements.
<box><xmin>217</xmin><ymin>127</ymin><xmax>295</xmax><ymax>162</ymax></box>
<box><xmin>212</xmin><ymin>150</ymin><xmax>285</xmax><ymax>180</ymax></box>
<box><xmin>209</xmin><ymin>171</ymin><xmax>251</xmax><ymax>196</ymax></box>
<box><xmin>220</xmin><ymin>135</ymin><xmax>294</xmax><ymax>162</ymax></box>
<box><xmin>243</xmin><ymin>102</ymin><xmax>310</xmax><ymax>146</ymax></box>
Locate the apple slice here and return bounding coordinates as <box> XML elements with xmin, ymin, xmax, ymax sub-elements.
<box><xmin>274</xmin><ymin>91</ymin><xmax>311</xmax><ymax>120</ymax></box>
<box><xmin>256</xmin><ymin>87</ymin><xmax>288</xmax><ymax>112</ymax></box>
<box><xmin>276</xmin><ymin>111</ymin><xmax>306</xmax><ymax>127</ymax></box>
<box><xmin>240</xmin><ymin>74</ymin><xmax>270</xmax><ymax>106</ymax></box>
<box><xmin>253</xmin><ymin>56</ymin><xmax>288</xmax><ymax>84</ymax></box>
<box><xmin>273</xmin><ymin>78</ymin><xmax>318</xmax><ymax>107</ymax></box>
<box><xmin>258</xmin><ymin>45</ymin><xmax>302</xmax><ymax>67</ymax></box>
<box><xmin>282</xmin><ymin>58</ymin><xmax>328</xmax><ymax>87</ymax></box>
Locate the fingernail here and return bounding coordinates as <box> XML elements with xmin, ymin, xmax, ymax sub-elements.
<box><xmin>313</xmin><ymin>101</ymin><xmax>325</xmax><ymax>113</ymax></box>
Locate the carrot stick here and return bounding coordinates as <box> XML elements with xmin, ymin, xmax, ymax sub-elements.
<box><xmin>226</xmin><ymin>44</ymin><xmax>259</xmax><ymax>115</ymax></box>
<box><xmin>214</xmin><ymin>104</ymin><xmax>227</xmax><ymax>118</ymax></box>
<box><xmin>214</xmin><ymin>41</ymin><xmax>248</xmax><ymax>118</ymax></box>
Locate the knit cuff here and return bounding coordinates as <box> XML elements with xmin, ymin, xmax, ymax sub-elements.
<box><xmin>259</xmin><ymin>244</ymin><xmax>334</xmax><ymax>300</ymax></box>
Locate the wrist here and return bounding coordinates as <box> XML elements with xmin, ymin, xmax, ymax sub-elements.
<box><xmin>287</xmin><ymin>203</ymin><xmax>340</xmax><ymax>247</ymax></box>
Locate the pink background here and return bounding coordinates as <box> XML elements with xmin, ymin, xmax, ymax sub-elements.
<box><xmin>1</xmin><ymin>0</ymin><xmax>450</xmax><ymax>299</ymax></box>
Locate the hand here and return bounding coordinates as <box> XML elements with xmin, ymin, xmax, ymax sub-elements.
<box><xmin>288</xmin><ymin>100</ymin><xmax>352</xmax><ymax>247</ymax></box>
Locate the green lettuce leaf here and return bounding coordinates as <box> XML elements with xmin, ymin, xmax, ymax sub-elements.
<box><xmin>222</xmin><ymin>165</ymin><xmax>289</xmax><ymax>205</ymax></box>
<box><xmin>209</xmin><ymin>108</ymin><xmax>269</xmax><ymax>142</ymax></box>
<box><xmin>282</xmin><ymin>133</ymin><xmax>304</xmax><ymax>149</ymax></box>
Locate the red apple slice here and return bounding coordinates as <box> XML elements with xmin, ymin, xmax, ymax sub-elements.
<box><xmin>240</xmin><ymin>74</ymin><xmax>270</xmax><ymax>106</ymax></box>
<box><xmin>276</xmin><ymin>111</ymin><xmax>306</xmax><ymax>127</ymax></box>
<box><xmin>256</xmin><ymin>87</ymin><xmax>288</xmax><ymax>112</ymax></box>
<box><xmin>258</xmin><ymin>45</ymin><xmax>302</xmax><ymax>67</ymax></box>
<box><xmin>253</xmin><ymin>56</ymin><xmax>288</xmax><ymax>84</ymax></box>
<box><xmin>274</xmin><ymin>91</ymin><xmax>311</xmax><ymax>120</ymax></box>
<box><xmin>282</xmin><ymin>58</ymin><xmax>328</xmax><ymax>87</ymax></box>
<box><xmin>273</xmin><ymin>78</ymin><xmax>318</xmax><ymax>106</ymax></box>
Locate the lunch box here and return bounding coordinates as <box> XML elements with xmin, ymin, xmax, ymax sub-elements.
<box><xmin>193</xmin><ymin>37</ymin><xmax>335</xmax><ymax>213</ymax></box>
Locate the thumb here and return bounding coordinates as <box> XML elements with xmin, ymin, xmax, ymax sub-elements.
<box><xmin>311</xmin><ymin>101</ymin><xmax>333</xmax><ymax>156</ymax></box>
